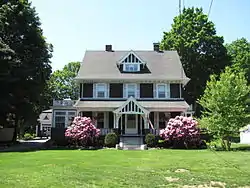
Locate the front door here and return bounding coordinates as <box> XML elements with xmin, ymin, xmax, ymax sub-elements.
<box><xmin>125</xmin><ymin>114</ymin><xmax>137</xmax><ymax>134</ymax></box>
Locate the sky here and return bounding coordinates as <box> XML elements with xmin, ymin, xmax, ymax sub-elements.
<box><xmin>31</xmin><ymin>0</ymin><xmax>250</xmax><ymax>72</ymax></box>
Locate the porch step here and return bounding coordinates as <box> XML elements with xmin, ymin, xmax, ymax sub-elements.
<box><xmin>123</xmin><ymin>145</ymin><xmax>142</xmax><ymax>150</ymax></box>
<box><xmin>119</xmin><ymin>136</ymin><xmax>147</xmax><ymax>150</ymax></box>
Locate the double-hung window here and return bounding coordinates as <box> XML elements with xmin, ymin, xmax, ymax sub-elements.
<box><xmin>156</xmin><ymin>84</ymin><xmax>170</xmax><ymax>98</ymax></box>
<box><xmin>126</xmin><ymin>84</ymin><xmax>137</xmax><ymax>98</ymax></box>
<box><xmin>96</xmin><ymin>83</ymin><xmax>107</xmax><ymax>98</ymax></box>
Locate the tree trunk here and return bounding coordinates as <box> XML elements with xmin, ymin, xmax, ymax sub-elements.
<box><xmin>12</xmin><ymin>114</ymin><xmax>18</xmax><ymax>142</ymax></box>
<box><xmin>225</xmin><ymin>137</ymin><xmax>231</xmax><ymax>151</ymax></box>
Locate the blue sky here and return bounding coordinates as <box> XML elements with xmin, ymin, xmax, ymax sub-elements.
<box><xmin>31</xmin><ymin>0</ymin><xmax>250</xmax><ymax>71</ymax></box>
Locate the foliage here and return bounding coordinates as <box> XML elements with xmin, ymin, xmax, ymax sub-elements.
<box><xmin>23</xmin><ymin>132</ymin><xmax>35</xmax><ymax>140</ymax></box>
<box><xmin>160</xmin><ymin>7</ymin><xmax>230</xmax><ymax>116</ymax></box>
<box><xmin>226</xmin><ymin>38</ymin><xmax>250</xmax><ymax>114</ymax></box>
<box><xmin>48</xmin><ymin>61</ymin><xmax>80</xmax><ymax>100</ymax></box>
<box><xmin>145</xmin><ymin>133</ymin><xmax>156</xmax><ymax>147</ymax></box>
<box><xmin>0</xmin><ymin>0</ymin><xmax>53</xmax><ymax>140</ymax></box>
<box><xmin>198</xmin><ymin>66</ymin><xmax>250</xmax><ymax>151</ymax></box>
<box><xmin>65</xmin><ymin>116</ymin><xmax>100</xmax><ymax>147</ymax></box>
<box><xmin>104</xmin><ymin>133</ymin><xmax>118</xmax><ymax>148</ymax></box>
<box><xmin>226</xmin><ymin>38</ymin><xmax>250</xmax><ymax>83</ymax></box>
<box><xmin>159</xmin><ymin>116</ymin><xmax>201</xmax><ymax>149</ymax></box>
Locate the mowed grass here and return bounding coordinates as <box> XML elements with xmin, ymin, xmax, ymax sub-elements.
<box><xmin>0</xmin><ymin>149</ymin><xmax>250</xmax><ymax>188</ymax></box>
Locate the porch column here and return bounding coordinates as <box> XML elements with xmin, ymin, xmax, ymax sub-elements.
<box><xmin>113</xmin><ymin>113</ymin><xmax>117</xmax><ymax>128</ymax></box>
<box><xmin>114</xmin><ymin>113</ymin><xmax>120</xmax><ymax>129</ymax></box>
<box><xmin>144</xmin><ymin>113</ymin><xmax>149</xmax><ymax>129</ymax></box>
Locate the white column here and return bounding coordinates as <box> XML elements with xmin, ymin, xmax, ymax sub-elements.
<box><xmin>113</xmin><ymin>113</ymin><xmax>116</xmax><ymax>128</ymax></box>
<box><xmin>144</xmin><ymin>113</ymin><xmax>149</xmax><ymax>129</ymax></box>
<box><xmin>104</xmin><ymin>112</ymin><xmax>109</xmax><ymax>128</ymax></box>
<box><xmin>115</xmin><ymin>113</ymin><xmax>120</xmax><ymax>129</ymax></box>
<box><xmin>156</xmin><ymin>112</ymin><xmax>159</xmax><ymax>130</ymax></box>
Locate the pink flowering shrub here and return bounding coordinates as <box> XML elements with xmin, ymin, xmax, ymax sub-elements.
<box><xmin>65</xmin><ymin>116</ymin><xmax>100</xmax><ymax>147</ymax></box>
<box><xmin>159</xmin><ymin>116</ymin><xmax>201</xmax><ymax>149</ymax></box>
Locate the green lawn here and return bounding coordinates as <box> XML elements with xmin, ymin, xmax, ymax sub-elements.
<box><xmin>0</xmin><ymin>149</ymin><xmax>250</xmax><ymax>188</ymax></box>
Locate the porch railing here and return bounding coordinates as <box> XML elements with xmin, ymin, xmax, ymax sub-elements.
<box><xmin>149</xmin><ymin>129</ymin><xmax>160</xmax><ymax>135</ymax></box>
<box><xmin>100</xmin><ymin>128</ymin><xmax>112</xmax><ymax>135</ymax></box>
<box><xmin>99</xmin><ymin>128</ymin><xmax>161</xmax><ymax>136</ymax></box>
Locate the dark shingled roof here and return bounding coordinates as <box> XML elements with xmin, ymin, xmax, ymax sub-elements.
<box><xmin>75</xmin><ymin>50</ymin><xmax>190</xmax><ymax>84</ymax></box>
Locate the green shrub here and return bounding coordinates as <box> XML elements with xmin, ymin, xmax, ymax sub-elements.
<box><xmin>104</xmin><ymin>133</ymin><xmax>118</xmax><ymax>147</ymax></box>
<box><xmin>23</xmin><ymin>133</ymin><xmax>35</xmax><ymax>140</ymax></box>
<box><xmin>145</xmin><ymin>133</ymin><xmax>156</xmax><ymax>147</ymax></box>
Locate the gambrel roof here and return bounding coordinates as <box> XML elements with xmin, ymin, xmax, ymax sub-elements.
<box><xmin>75</xmin><ymin>50</ymin><xmax>190</xmax><ymax>84</ymax></box>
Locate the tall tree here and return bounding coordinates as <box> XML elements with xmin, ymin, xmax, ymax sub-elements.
<box><xmin>0</xmin><ymin>0</ymin><xmax>52</xmax><ymax>140</ymax></box>
<box><xmin>160</xmin><ymin>7</ymin><xmax>230</xmax><ymax>116</ymax></box>
<box><xmin>0</xmin><ymin>39</ymin><xmax>15</xmax><ymax>126</ymax></box>
<box><xmin>226</xmin><ymin>38</ymin><xmax>250</xmax><ymax>83</ymax></box>
<box><xmin>48</xmin><ymin>61</ymin><xmax>80</xmax><ymax>100</ymax></box>
<box><xmin>198</xmin><ymin>67</ymin><xmax>250</xmax><ymax>151</ymax></box>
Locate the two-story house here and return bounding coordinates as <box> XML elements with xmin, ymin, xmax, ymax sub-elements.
<box><xmin>51</xmin><ymin>43</ymin><xmax>190</xmax><ymax>146</ymax></box>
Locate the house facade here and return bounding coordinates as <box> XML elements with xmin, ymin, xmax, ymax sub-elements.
<box><xmin>51</xmin><ymin>43</ymin><xmax>190</xmax><ymax>144</ymax></box>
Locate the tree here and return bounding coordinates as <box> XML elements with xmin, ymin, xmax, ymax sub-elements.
<box><xmin>160</xmin><ymin>7</ymin><xmax>230</xmax><ymax>116</ymax></box>
<box><xmin>0</xmin><ymin>39</ymin><xmax>15</xmax><ymax>126</ymax></box>
<box><xmin>198</xmin><ymin>67</ymin><xmax>250</xmax><ymax>151</ymax></box>
<box><xmin>226</xmin><ymin>38</ymin><xmax>250</xmax><ymax>83</ymax></box>
<box><xmin>48</xmin><ymin>61</ymin><xmax>80</xmax><ymax>100</ymax></box>
<box><xmin>0</xmin><ymin>0</ymin><xmax>52</xmax><ymax>140</ymax></box>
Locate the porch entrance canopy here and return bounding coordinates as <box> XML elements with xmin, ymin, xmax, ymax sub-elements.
<box><xmin>113</xmin><ymin>97</ymin><xmax>149</xmax><ymax>114</ymax></box>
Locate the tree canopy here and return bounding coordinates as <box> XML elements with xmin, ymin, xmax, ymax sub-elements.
<box><xmin>48</xmin><ymin>61</ymin><xmax>80</xmax><ymax>100</ymax></box>
<box><xmin>0</xmin><ymin>0</ymin><xmax>52</xmax><ymax>139</ymax></box>
<box><xmin>226</xmin><ymin>37</ymin><xmax>250</xmax><ymax>83</ymax></box>
<box><xmin>160</xmin><ymin>7</ymin><xmax>230</xmax><ymax>116</ymax></box>
<box><xmin>198</xmin><ymin>67</ymin><xmax>250</xmax><ymax>150</ymax></box>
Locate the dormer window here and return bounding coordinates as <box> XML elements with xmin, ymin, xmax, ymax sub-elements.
<box><xmin>124</xmin><ymin>63</ymin><xmax>139</xmax><ymax>72</ymax></box>
<box><xmin>118</xmin><ymin>51</ymin><xmax>145</xmax><ymax>72</ymax></box>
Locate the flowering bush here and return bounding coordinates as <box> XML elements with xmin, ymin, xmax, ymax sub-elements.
<box><xmin>65</xmin><ymin>116</ymin><xmax>100</xmax><ymax>147</ymax></box>
<box><xmin>159</xmin><ymin>116</ymin><xmax>201</xmax><ymax>149</ymax></box>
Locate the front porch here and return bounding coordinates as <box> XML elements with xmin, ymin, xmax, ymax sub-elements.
<box><xmin>77</xmin><ymin>97</ymin><xmax>181</xmax><ymax>136</ymax></box>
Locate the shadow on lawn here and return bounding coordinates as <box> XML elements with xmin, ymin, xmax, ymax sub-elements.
<box><xmin>0</xmin><ymin>140</ymin><xmax>103</xmax><ymax>153</ymax></box>
<box><xmin>1</xmin><ymin>140</ymin><xmax>250</xmax><ymax>153</ymax></box>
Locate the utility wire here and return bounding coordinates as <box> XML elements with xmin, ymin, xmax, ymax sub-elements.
<box><xmin>208</xmin><ymin>0</ymin><xmax>214</xmax><ymax>18</ymax></box>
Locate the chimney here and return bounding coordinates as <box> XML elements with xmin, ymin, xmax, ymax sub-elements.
<box><xmin>153</xmin><ymin>43</ymin><xmax>160</xmax><ymax>52</ymax></box>
<box><xmin>105</xmin><ymin>44</ymin><xmax>112</xmax><ymax>52</ymax></box>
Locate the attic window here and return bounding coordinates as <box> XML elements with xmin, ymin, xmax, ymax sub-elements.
<box><xmin>120</xmin><ymin>52</ymin><xmax>144</xmax><ymax>72</ymax></box>
<box><xmin>124</xmin><ymin>64</ymin><xmax>139</xmax><ymax>72</ymax></box>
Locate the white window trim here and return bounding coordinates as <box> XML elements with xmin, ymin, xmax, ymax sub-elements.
<box><xmin>123</xmin><ymin>63</ymin><xmax>140</xmax><ymax>72</ymax></box>
<box><xmin>95</xmin><ymin>83</ymin><xmax>108</xmax><ymax>98</ymax></box>
<box><xmin>125</xmin><ymin>83</ymin><xmax>137</xmax><ymax>98</ymax></box>
<box><xmin>156</xmin><ymin>83</ymin><xmax>170</xmax><ymax>99</ymax></box>
<box><xmin>53</xmin><ymin>110</ymin><xmax>76</xmax><ymax>128</ymax></box>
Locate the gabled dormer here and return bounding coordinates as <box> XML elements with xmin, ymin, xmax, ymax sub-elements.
<box><xmin>117</xmin><ymin>51</ymin><xmax>148</xmax><ymax>73</ymax></box>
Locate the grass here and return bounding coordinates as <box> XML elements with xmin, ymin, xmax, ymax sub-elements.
<box><xmin>0</xmin><ymin>149</ymin><xmax>250</xmax><ymax>188</ymax></box>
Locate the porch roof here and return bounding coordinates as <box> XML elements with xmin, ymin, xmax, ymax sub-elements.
<box><xmin>74</xmin><ymin>100</ymin><xmax>189</xmax><ymax>112</ymax></box>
